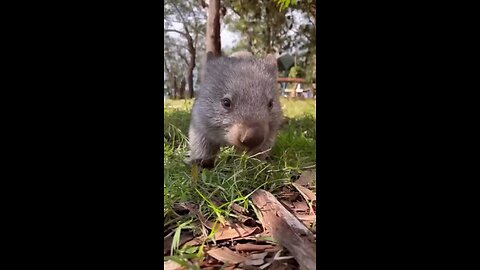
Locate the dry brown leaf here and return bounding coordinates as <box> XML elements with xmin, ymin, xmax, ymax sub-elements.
<box><xmin>174</xmin><ymin>202</ymin><xmax>218</xmax><ymax>231</ymax></box>
<box><xmin>231</xmin><ymin>202</ymin><xmax>248</xmax><ymax>214</ymax></box>
<box><xmin>295</xmin><ymin>213</ymin><xmax>316</xmax><ymax>222</ymax></box>
<box><xmin>235</xmin><ymin>265</ymin><xmax>260</xmax><ymax>270</ymax></box>
<box><xmin>242</xmin><ymin>258</ymin><xmax>265</xmax><ymax>266</ymax></box>
<box><xmin>164</xmin><ymin>231</ymin><xmax>194</xmax><ymax>255</ymax></box>
<box><xmin>269</xmin><ymin>260</ymin><xmax>297</xmax><ymax>270</ymax></box>
<box><xmin>292</xmin><ymin>182</ymin><xmax>316</xmax><ymax>202</ymax></box>
<box><xmin>294</xmin><ymin>170</ymin><xmax>316</xmax><ymax>187</ymax></box>
<box><xmin>164</xmin><ymin>260</ymin><xmax>184</xmax><ymax>270</ymax></box>
<box><xmin>242</xmin><ymin>217</ymin><xmax>258</xmax><ymax>227</ymax></box>
<box><xmin>214</xmin><ymin>225</ymin><xmax>261</xmax><ymax>241</ymax></box>
<box><xmin>235</xmin><ymin>243</ymin><xmax>275</xmax><ymax>252</ymax></box>
<box><xmin>278</xmin><ymin>190</ymin><xmax>299</xmax><ymax>201</ymax></box>
<box><xmin>181</xmin><ymin>236</ymin><xmax>204</xmax><ymax>248</ymax></box>
<box><xmin>207</xmin><ymin>247</ymin><xmax>246</xmax><ymax>264</ymax></box>
<box><xmin>280</xmin><ymin>200</ymin><xmax>294</xmax><ymax>209</ymax></box>
<box><xmin>248</xmin><ymin>252</ymin><xmax>269</xmax><ymax>260</ymax></box>
<box><xmin>292</xmin><ymin>201</ymin><xmax>309</xmax><ymax>212</ymax></box>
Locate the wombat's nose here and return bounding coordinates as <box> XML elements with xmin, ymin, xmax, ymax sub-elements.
<box><xmin>239</xmin><ymin>126</ymin><xmax>265</xmax><ymax>149</ymax></box>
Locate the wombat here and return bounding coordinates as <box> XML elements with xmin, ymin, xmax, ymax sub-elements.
<box><xmin>187</xmin><ymin>51</ymin><xmax>283</xmax><ymax>169</ymax></box>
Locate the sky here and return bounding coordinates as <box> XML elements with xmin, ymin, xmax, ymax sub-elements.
<box><xmin>221</xmin><ymin>25</ymin><xmax>241</xmax><ymax>50</ymax></box>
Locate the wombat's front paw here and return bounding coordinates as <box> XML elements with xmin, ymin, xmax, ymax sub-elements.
<box><xmin>189</xmin><ymin>158</ymin><xmax>216</xmax><ymax>169</ymax></box>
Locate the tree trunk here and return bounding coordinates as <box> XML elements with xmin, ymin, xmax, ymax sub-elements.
<box><xmin>171</xmin><ymin>76</ymin><xmax>178</xmax><ymax>99</ymax></box>
<box><xmin>264</xmin><ymin>5</ymin><xmax>272</xmax><ymax>54</ymax></box>
<box><xmin>186</xmin><ymin>62</ymin><xmax>195</xmax><ymax>98</ymax></box>
<box><xmin>186</xmin><ymin>44</ymin><xmax>196</xmax><ymax>98</ymax></box>
<box><xmin>179</xmin><ymin>78</ymin><xmax>186</xmax><ymax>99</ymax></box>
<box><xmin>206</xmin><ymin>0</ymin><xmax>221</xmax><ymax>56</ymax></box>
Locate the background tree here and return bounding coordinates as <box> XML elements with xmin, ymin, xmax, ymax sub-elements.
<box><xmin>164</xmin><ymin>0</ymin><xmax>206</xmax><ymax>98</ymax></box>
<box><xmin>223</xmin><ymin>0</ymin><xmax>290</xmax><ymax>56</ymax></box>
<box><xmin>273</xmin><ymin>0</ymin><xmax>316</xmax><ymax>83</ymax></box>
<box><xmin>221</xmin><ymin>0</ymin><xmax>315</xmax><ymax>86</ymax></box>
<box><xmin>203</xmin><ymin>0</ymin><xmax>222</xmax><ymax>56</ymax></box>
<box><xmin>164</xmin><ymin>39</ymin><xmax>186</xmax><ymax>99</ymax></box>
<box><xmin>163</xmin><ymin>0</ymin><xmax>316</xmax><ymax>99</ymax></box>
<box><xmin>274</xmin><ymin>0</ymin><xmax>315</xmax><ymax>21</ymax></box>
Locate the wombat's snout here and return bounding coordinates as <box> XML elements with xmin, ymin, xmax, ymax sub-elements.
<box><xmin>225</xmin><ymin>122</ymin><xmax>267</xmax><ymax>150</ymax></box>
<box><xmin>238</xmin><ymin>124</ymin><xmax>265</xmax><ymax>149</ymax></box>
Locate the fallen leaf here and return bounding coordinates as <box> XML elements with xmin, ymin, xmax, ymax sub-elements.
<box><xmin>292</xmin><ymin>201</ymin><xmax>309</xmax><ymax>212</ymax></box>
<box><xmin>295</xmin><ymin>214</ymin><xmax>316</xmax><ymax>222</ymax></box>
<box><xmin>242</xmin><ymin>258</ymin><xmax>265</xmax><ymax>266</ymax></box>
<box><xmin>235</xmin><ymin>243</ymin><xmax>275</xmax><ymax>252</ymax></box>
<box><xmin>269</xmin><ymin>260</ymin><xmax>297</xmax><ymax>270</ymax></box>
<box><xmin>181</xmin><ymin>236</ymin><xmax>204</xmax><ymax>248</ymax></box>
<box><xmin>294</xmin><ymin>170</ymin><xmax>316</xmax><ymax>187</ymax></box>
<box><xmin>164</xmin><ymin>231</ymin><xmax>194</xmax><ymax>255</ymax></box>
<box><xmin>231</xmin><ymin>202</ymin><xmax>248</xmax><ymax>214</ymax></box>
<box><xmin>248</xmin><ymin>252</ymin><xmax>269</xmax><ymax>260</ymax></box>
<box><xmin>207</xmin><ymin>247</ymin><xmax>246</xmax><ymax>264</ymax></box>
<box><xmin>236</xmin><ymin>265</ymin><xmax>260</xmax><ymax>270</ymax></box>
<box><xmin>214</xmin><ymin>225</ymin><xmax>261</xmax><ymax>241</ymax></box>
<box><xmin>280</xmin><ymin>200</ymin><xmax>294</xmax><ymax>209</ymax></box>
<box><xmin>180</xmin><ymin>203</ymin><xmax>218</xmax><ymax>230</ymax></box>
<box><xmin>278</xmin><ymin>188</ymin><xmax>299</xmax><ymax>201</ymax></box>
<box><xmin>242</xmin><ymin>217</ymin><xmax>258</xmax><ymax>227</ymax></box>
<box><xmin>292</xmin><ymin>182</ymin><xmax>316</xmax><ymax>202</ymax></box>
<box><xmin>164</xmin><ymin>260</ymin><xmax>183</xmax><ymax>270</ymax></box>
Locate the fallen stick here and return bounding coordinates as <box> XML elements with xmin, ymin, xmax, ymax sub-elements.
<box><xmin>251</xmin><ymin>189</ymin><xmax>316</xmax><ymax>270</ymax></box>
<box><xmin>235</xmin><ymin>243</ymin><xmax>275</xmax><ymax>252</ymax></box>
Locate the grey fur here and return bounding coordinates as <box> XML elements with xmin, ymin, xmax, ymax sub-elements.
<box><xmin>188</xmin><ymin>53</ymin><xmax>283</xmax><ymax>168</ymax></box>
<box><xmin>229</xmin><ymin>51</ymin><xmax>253</xmax><ymax>59</ymax></box>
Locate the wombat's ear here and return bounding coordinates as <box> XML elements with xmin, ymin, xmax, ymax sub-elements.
<box><xmin>265</xmin><ymin>54</ymin><xmax>278</xmax><ymax>75</ymax></box>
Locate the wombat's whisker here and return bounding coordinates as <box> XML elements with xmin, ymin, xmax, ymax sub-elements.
<box><xmin>249</xmin><ymin>148</ymin><xmax>272</xmax><ymax>158</ymax></box>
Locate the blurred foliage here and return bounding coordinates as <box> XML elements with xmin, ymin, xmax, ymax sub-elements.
<box><xmin>274</xmin><ymin>0</ymin><xmax>298</xmax><ymax>11</ymax></box>
<box><xmin>288</xmin><ymin>65</ymin><xmax>305</xmax><ymax>78</ymax></box>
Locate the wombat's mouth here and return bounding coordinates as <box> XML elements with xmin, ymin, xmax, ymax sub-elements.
<box><xmin>225</xmin><ymin>122</ymin><xmax>267</xmax><ymax>151</ymax></box>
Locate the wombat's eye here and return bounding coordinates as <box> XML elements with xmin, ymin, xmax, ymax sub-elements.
<box><xmin>268</xmin><ymin>99</ymin><xmax>274</xmax><ymax>109</ymax></box>
<box><xmin>221</xmin><ymin>97</ymin><xmax>232</xmax><ymax>109</ymax></box>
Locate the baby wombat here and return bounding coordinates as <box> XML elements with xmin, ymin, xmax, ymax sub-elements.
<box><xmin>187</xmin><ymin>52</ymin><xmax>283</xmax><ymax>168</ymax></box>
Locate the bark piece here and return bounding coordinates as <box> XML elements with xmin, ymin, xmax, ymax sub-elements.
<box><xmin>252</xmin><ymin>190</ymin><xmax>316</xmax><ymax>270</ymax></box>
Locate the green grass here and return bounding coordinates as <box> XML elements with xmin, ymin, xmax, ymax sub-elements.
<box><xmin>164</xmin><ymin>97</ymin><xmax>316</xmax><ymax>255</ymax></box>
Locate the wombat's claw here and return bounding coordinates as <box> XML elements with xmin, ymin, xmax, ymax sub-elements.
<box><xmin>187</xmin><ymin>158</ymin><xmax>215</xmax><ymax>170</ymax></box>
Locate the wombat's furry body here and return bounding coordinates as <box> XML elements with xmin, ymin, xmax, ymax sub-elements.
<box><xmin>187</xmin><ymin>52</ymin><xmax>283</xmax><ymax>168</ymax></box>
